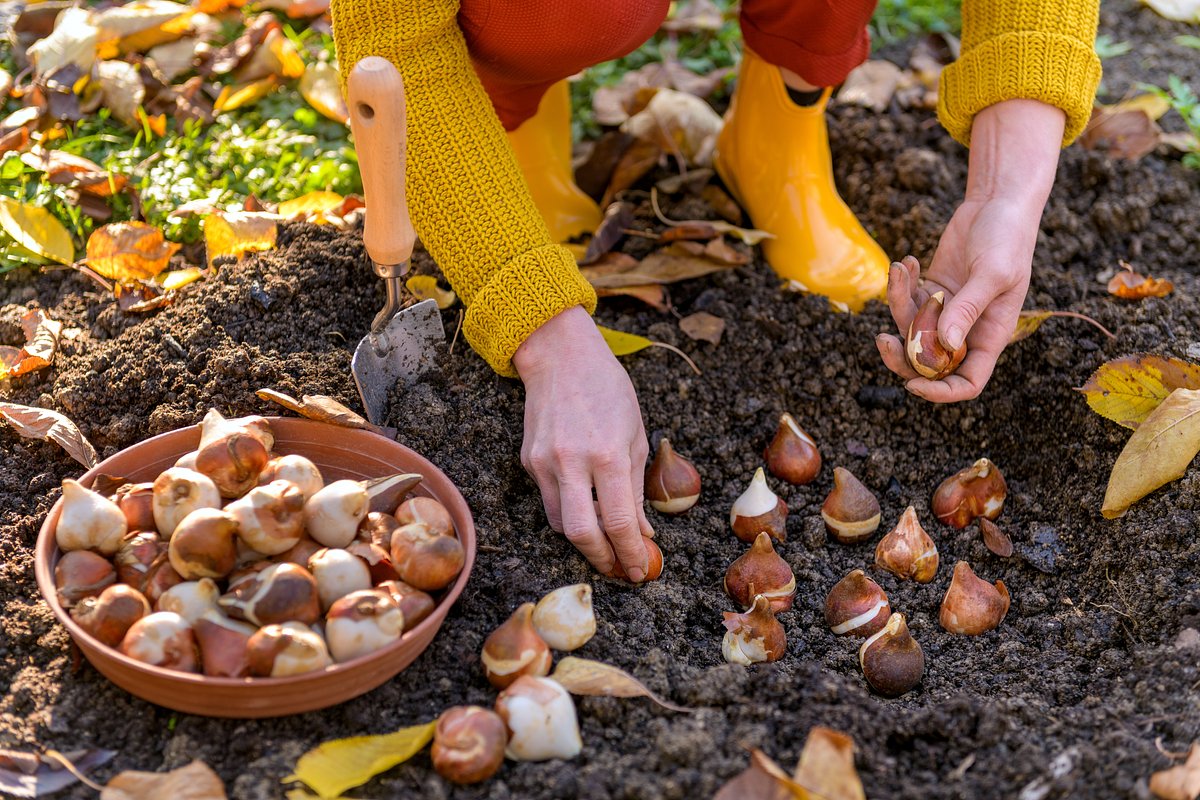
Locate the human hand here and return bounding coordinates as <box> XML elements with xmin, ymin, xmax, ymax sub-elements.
<box><xmin>512</xmin><ymin>306</ymin><xmax>655</xmax><ymax>581</ymax></box>
<box><xmin>876</xmin><ymin>99</ymin><xmax>1067</xmax><ymax>402</ymax></box>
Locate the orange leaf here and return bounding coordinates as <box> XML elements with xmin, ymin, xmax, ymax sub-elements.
<box><xmin>1079</xmin><ymin>353</ymin><xmax>1200</xmax><ymax>429</ymax></box>
<box><xmin>594</xmin><ymin>284</ymin><xmax>669</xmax><ymax>312</ymax></box>
<box><xmin>793</xmin><ymin>727</ymin><xmax>866</xmax><ymax>800</ymax></box>
<box><xmin>214</xmin><ymin>76</ymin><xmax>278</xmax><ymax>113</ymax></box>
<box><xmin>86</xmin><ymin>222</ymin><xmax>180</xmax><ymax>281</ymax></box>
<box><xmin>0</xmin><ymin>308</ymin><xmax>64</xmax><ymax>379</ymax></box>
<box><xmin>204</xmin><ymin>211</ymin><xmax>279</xmax><ymax>266</ymax></box>
<box><xmin>1108</xmin><ymin>260</ymin><xmax>1174</xmax><ymax>299</ymax></box>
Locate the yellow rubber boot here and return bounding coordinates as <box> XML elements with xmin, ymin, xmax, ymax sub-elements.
<box><xmin>714</xmin><ymin>49</ymin><xmax>889</xmax><ymax>311</ymax></box>
<box><xmin>506</xmin><ymin>81</ymin><xmax>602</xmax><ymax>243</ymax></box>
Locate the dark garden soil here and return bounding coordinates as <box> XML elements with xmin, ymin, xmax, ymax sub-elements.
<box><xmin>3</xmin><ymin>3</ymin><xmax>1200</xmax><ymax>798</ymax></box>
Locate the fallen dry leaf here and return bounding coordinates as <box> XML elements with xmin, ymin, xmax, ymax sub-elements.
<box><xmin>1010</xmin><ymin>309</ymin><xmax>1116</xmax><ymax>344</ymax></box>
<box><xmin>1079</xmin><ymin>354</ymin><xmax>1200</xmax><ymax>430</ymax></box>
<box><xmin>204</xmin><ymin>211</ymin><xmax>279</xmax><ymax>266</ymax></box>
<box><xmin>214</xmin><ymin>76</ymin><xmax>279</xmax><ymax>113</ymax></box>
<box><xmin>1080</xmin><ymin>106</ymin><xmax>1163</xmax><ymax>161</ymax></box>
<box><xmin>793</xmin><ymin>727</ymin><xmax>865</xmax><ymax>800</ymax></box>
<box><xmin>235</xmin><ymin>27</ymin><xmax>305</xmax><ymax>83</ymax></box>
<box><xmin>549</xmin><ymin>656</ymin><xmax>692</xmax><ymax>712</ymax></box>
<box><xmin>147</xmin><ymin>38</ymin><xmax>200</xmax><ymax>81</ymax></box>
<box><xmin>593</xmin><ymin>54</ymin><xmax>730</xmax><ymax>126</ymax></box>
<box><xmin>0</xmin><ymin>308</ymin><xmax>65</xmax><ymax>379</ymax></box>
<box><xmin>656</xmin><ymin>167</ymin><xmax>713</xmax><ymax>195</ymax></box>
<box><xmin>0</xmin><ymin>748</ymin><xmax>115</xmax><ymax>799</ymax></box>
<box><xmin>594</xmin><ymin>284</ymin><xmax>669</xmax><ymax>311</ymax></box>
<box><xmin>95</xmin><ymin>59</ymin><xmax>146</xmax><ymax>127</ymax></box>
<box><xmin>582</xmin><ymin>202</ymin><xmax>634</xmax><ymax>264</ymax></box>
<box><xmin>0</xmin><ymin>402</ymin><xmax>98</xmax><ymax>468</ymax></box>
<box><xmin>601</xmin><ymin>138</ymin><xmax>662</xmax><ymax>207</ymax></box>
<box><xmin>0</xmin><ymin>197</ymin><xmax>75</xmax><ymax>265</ymax></box>
<box><xmin>155</xmin><ymin>267</ymin><xmax>206</xmax><ymax>291</ymax></box>
<box><xmin>714</xmin><ymin>750</ymin><xmax>797</xmax><ymax>800</ymax></box>
<box><xmin>702</xmin><ymin>184</ymin><xmax>742</xmax><ymax>224</ymax></box>
<box><xmin>839</xmin><ymin>60</ymin><xmax>904</xmax><ymax>112</ymax></box>
<box><xmin>87</xmin><ymin>222</ymin><xmax>180</xmax><ymax>281</ymax></box>
<box><xmin>21</xmin><ymin>149</ymin><xmax>129</xmax><ymax>197</ymax></box>
<box><xmin>651</xmin><ymin>190</ymin><xmax>773</xmax><ymax>245</ymax></box>
<box><xmin>201</xmin><ymin>14</ymin><xmax>277</xmax><ymax>76</ymax></box>
<box><xmin>1150</xmin><ymin>743</ymin><xmax>1200</xmax><ymax>800</ymax></box>
<box><xmin>256</xmin><ymin>388</ymin><xmax>391</xmax><ymax>437</ymax></box>
<box><xmin>1102</xmin><ymin>387</ymin><xmax>1200</xmax><ymax>518</ymax></box>
<box><xmin>679</xmin><ymin>311</ymin><xmax>724</xmax><ymax>344</ymax></box>
<box><xmin>1108</xmin><ymin>260</ymin><xmax>1174</xmax><ymax>299</ymax></box>
<box><xmin>405</xmin><ymin>275</ymin><xmax>456</xmax><ymax>309</ymax></box>
<box><xmin>1143</xmin><ymin>0</ymin><xmax>1200</xmax><ymax>21</ymax></box>
<box><xmin>100</xmin><ymin>760</ymin><xmax>226</xmax><ymax>800</ymax></box>
<box><xmin>284</xmin><ymin>721</ymin><xmax>435</xmax><ymax>799</ymax></box>
<box><xmin>299</xmin><ymin>62</ymin><xmax>349</xmax><ymax>124</ymax></box>
<box><xmin>587</xmin><ymin>241</ymin><xmax>739</xmax><ymax>288</ymax></box>
<box><xmin>26</xmin><ymin>7</ymin><xmax>99</xmax><ymax>77</ymax></box>
<box><xmin>622</xmin><ymin>88</ymin><xmax>723</xmax><ymax>166</ymax></box>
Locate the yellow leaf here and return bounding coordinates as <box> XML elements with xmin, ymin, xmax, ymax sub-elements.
<box><xmin>550</xmin><ymin>656</ymin><xmax>691</xmax><ymax>712</ymax></box>
<box><xmin>1079</xmin><ymin>354</ymin><xmax>1200</xmax><ymax>430</ymax></box>
<box><xmin>1102</xmin><ymin>93</ymin><xmax>1172</xmax><ymax>121</ymax></box>
<box><xmin>155</xmin><ymin>267</ymin><xmax>205</xmax><ymax>290</ymax></box>
<box><xmin>214</xmin><ymin>76</ymin><xmax>278</xmax><ymax>113</ymax></box>
<box><xmin>405</xmin><ymin>275</ymin><xmax>456</xmax><ymax>309</ymax></box>
<box><xmin>793</xmin><ymin>727</ymin><xmax>865</xmax><ymax>800</ymax></box>
<box><xmin>283</xmin><ymin>721</ymin><xmax>435</xmax><ymax>799</ymax></box>
<box><xmin>204</xmin><ymin>211</ymin><xmax>279</xmax><ymax>266</ymax></box>
<box><xmin>1009</xmin><ymin>310</ymin><xmax>1053</xmax><ymax>344</ymax></box>
<box><xmin>299</xmin><ymin>62</ymin><xmax>348</xmax><ymax>124</ymax></box>
<box><xmin>269</xmin><ymin>31</ymin><xmax>306</xmax><ymax>79</ymax></box>
<box><xmin>87</xmin><ymin>222</ymin><xmax>180</xmax><ymax>280</ymax></box>
<box><xmin>598</xmin><ymin>325</ymin><xmax>653</xmax><ymax>356</ymax></box>
<box><xmin>1102</xmin><ymin>388</ymin><xmax>1200</xmax><ymax>518</ymax></box>
<box><xmin>277</xmin><ymin>191</ymin><xmax>344</xmax><ymax>221</ymax></box>
<box><xmin>0</xmin><ymin>197</ymin><xmax>75</xmax><ymax>265</ymax></box>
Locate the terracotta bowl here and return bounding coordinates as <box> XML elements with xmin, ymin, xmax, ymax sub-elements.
<box><xmin>34</xmin><ymin>418</ymin><xmax>475</xmax><ymax>719</ymax></box>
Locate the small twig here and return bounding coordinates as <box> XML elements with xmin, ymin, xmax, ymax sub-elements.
<box><xmin>1155</xmin><ymin>737</ymin><xmax>1191</xmax><ymax>760</ymax></box>
<box><xmin>449</xmin><ymin>308</ymin><xmax>464</xmax><ymax>355</ymax></box>
<box><xmin>648</xmin><ymin>341</ymin><xmax>701</xmax><ymax>375</ymax></box>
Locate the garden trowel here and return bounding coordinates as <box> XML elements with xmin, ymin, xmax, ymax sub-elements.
<box><xmin>347</xmin><ymin>57</ymin><xmax>445</xmax><ymax>426</ymax></box>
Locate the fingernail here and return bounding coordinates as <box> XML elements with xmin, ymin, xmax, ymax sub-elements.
<box><xmin>628</xmin><ymin>567</ymin><xmax>646</xmax><ymax>583</ymax></box>
<box><xmin>944</xmin><ymin>325</ymin><xmax>964</xmax><ymax>350</ymax></box>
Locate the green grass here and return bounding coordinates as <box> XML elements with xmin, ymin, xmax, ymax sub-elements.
<box><xmin>1095</xmin><ymin>34</ymin><xmax>1133</xmax><ymax>60</ymax></box>
<box><xmin>1146</xmin><ymin>75</ymin><xmax>1200</xmax><ymax>170</ymax></box>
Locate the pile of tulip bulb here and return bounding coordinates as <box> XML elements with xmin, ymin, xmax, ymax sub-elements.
<box><xmin>643</xmin><ymin>410</ymin><xmax>1012</xmax><ymax>698</ymax></box>
<box><xmin>52</xmin><ymin>410</ymin><xmax>465</xmax><ymax>678</ymax></box>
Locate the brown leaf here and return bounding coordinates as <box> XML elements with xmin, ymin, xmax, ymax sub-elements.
<box><xmin>661</xmin><ymin>0</ymin><xmax>725</xmax><ymax>33</ymax></box>
<box><xmin>702</xmin><ymin>184</ymin><xmax>742</xmax><ymax>224</ymax></box>
<box><xmin>1102</xmin><ymin>388</ymin><xmax>1200</xmax><ymax>519</ymax></box>
<box><xmin>256</xmin><ymin>388</ymin><xmax>392</xmax><ymax>437</ymax></box>
<box><xmin>979</xmin><ymin>518</ymin><xmax>1013</xmax><ymax>557</ymax></box>
<box><xmin>793</xmin><ymin>727</ymin><xmax>865</xmax><ymax>800</ymax></box>
<box><xmin>21</xmin><ymin>149</ymin><xmax>129</xmax><ymax>197</ymax></box>
<box><xmin>234</xmin><ymin>27</ymin><xmax>305</xmax><ymax>83</ymax></box>
<box><xmin>587</xmin><ymin>241</ymin><xmax>738</xmax><ymax>287</ymax></box>
<box><xmin>679</xmin><ymin>311</ymin><xmax>724</xmax><ymax>344</ymax></box>
<box><xmin>0</xmin><ymin>308</ymin><xmax>64</xmax><ymax>378</ymax></box>
<box><xmin>594</xmin><ymin>284</ymin><xmax>669</xmax><ymax>312</ymax></box>
<box><xmin>838</xmin><ymin>60</ymin><xmax>904</xmax><ymax>112</ymax></box>
<box><xmin>601</xmin><ymin>138</ymin><xmax>662</xmax><ymax>207</ymax></box>
<box><xmin>703</xmin><ymin>237</ymin><xmax>750</xmax><ymax>265</ymax></box>
<box><xmin>549</xmin><ymin>656</ymin><xmax>692</xmax><ymax>713</ymax></box>
<box><xmin>0</xmin><ymin>748</ymin><xmax>115</xmax><ymax>798</ymax></box>
<box><xmin>95</xmin><ymin>60</ymin><xmax>146</xmax><ymax>128</ymax></box>
<box><xmin>0</xmin><ymin>402</ymin><xmax>98</xmax><ymax>468</ymax></box>
<box><xmin>1108</xmin><ymin>260</ymin><xmax>1174</xmax><ymax>299</ymax></box>
<box><xmin>574</xmin><ymin>131</ymin><xmax>634</xmax><ymax>200</ymax></box>
<box><xmin>622</xmin><ymin>88</ymin><xmax>723</xmax><ymax>166</ymax></box>
<box><xmin>100</xmin><ymin>760</ymin><xmax>227</xmax><ymax>800</ymax></box>
<box><xmin>582</xmin><ymin>202</ymin><xmax>634</xmax><ymax>264</ymax></box>
<box><xmin>1079</xmin><ymin>354</ymin><xmax>1200</xmax><ymax>430</ymax></box>
<box><xmin>1080</xmin><ymin>106</ymin><xmax>1162</xmax><ymax>161</ymax></box>
<box><xmin>714</xmin><ymin>750</ymin><xmax>798</xmax><ymax>800</ymax></box>
<box><xmin>87</xmin><ymin>222</ymin><xmax>180</xmax><ymax>281</ymax></box>
<box><xmin>200</xmin><ymin>14</ymin><xmax>278</xmax><ymax>77</ymax></box>
<box><xmin>1150</xmin><ymin>743</ymin><xmax>1200</xmax><ymax>800</ymax></box>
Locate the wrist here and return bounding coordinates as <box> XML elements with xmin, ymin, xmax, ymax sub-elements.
<box><xmin>965</xmin><ymin>99</ymin><xmax>1065</xmax><ymax>209</ymax></box>
<box><xmin>512</xmin><ymin>305</ymin><xmax>599</xmax><ymax>380</ymax></box>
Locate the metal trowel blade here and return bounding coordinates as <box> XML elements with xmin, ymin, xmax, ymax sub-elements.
<box><xmin>352</xmin><ymin>298</ymin><xmax>445</xmax><ymax>426</ymax></box>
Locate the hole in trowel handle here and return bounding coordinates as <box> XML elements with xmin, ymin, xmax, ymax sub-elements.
<box><xmin>356</xmin><ymin>102</ymin><xmax>375</xmax><ymax>120</ymax></box>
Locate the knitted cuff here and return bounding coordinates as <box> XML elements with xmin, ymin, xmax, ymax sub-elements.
<box><xmin>937</xmin><ymin>31</ymin><xmax>1102</xmax><ymax>147</ymax></box>
<box><xmin>464</xmin><ymin>245</ymin><xmax>598</xmax><ymax>377</ymax></box>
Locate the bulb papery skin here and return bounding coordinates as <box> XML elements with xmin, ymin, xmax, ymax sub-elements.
<box><xmin>114</xmin><ymin>531</ymin><xmax>164</xmax><ymax>589</ymax></box>
<box><xmin>858</xmin><ymin>612</ymin><xmax>925</xmax><ymax>697</ymax></box>
<box><xmin>729</xmin><ymin>468</ymin><xmax>788</xmax><ymax>543</ymax></box>
<box><xmin>246</xmin><ymin>621</ymin><xmax>332</xmax><ymax>677</ymax></box>
<box><xmin>155</xmin><ymin>578</ymin><xmax>221</xmax><ymax>624</ymax></box>
<box><xmin>481</xmin><ymin>603</ymin><xmax>553</xmax><ymax>689</ymax></box>
<box><xmin>875</xmin><ymin>506</ymin><xmax>939</xmax><ymax>583</ymax></box>
<box><xmin>218</xmin><ymin>562</ymin><xmax>321</xmax><ymax>627</ymax></box>
<box><xmin>309</xmin><ymin>547</ymin><xmax>373</xmax><ymax>610</ymax></box>
<box><xmin>259</xmin><ymin>454</ymin><xmax>324</xmax><ymax>501</ymax></box>
<box><xmin>54</xmin><ymin>550</ymin><xmax>118</xmax><ymax>607</ymax></box>
<box><xmin>764</xmin><ymin>413</ymin><xmax>821</xmax><ymax>485</ymax></box>
<box><xmin>113</xmin><ymin>483</ymin><xmax>156</xmax><ymax>532</ymax></box>
<box><xmin>152</xmin><ymin>468</ymin><xmax>221</xmax><ymax>539</ymax></box>
<box><xmin>194</xmin><ymin>428</ymin><xmax>270</xmax><ymax>499</ymax></box>
<box><xmin>939</xmin><ymin>561</ymin><xmax>1011</xmax><ymax>635</ymax></box>
<box><xmin>226</xmin><ymin>480</ymin><xmax>306</xmax><ymax>555</ymax></box>
<box><xmin>304</xmin><ymin>480</ymin><xmax>369</xmax><ymax>548</ymax></box>
<box><xmin>198</xmin><ymin>409</ymin><xmax>274</xmax><ymax>452</ymax></box>
<box><xmin>531</xmin><ymin>584</ymin><xmax>596</xmax><ymax>651</ymax></box>
<box><xmin>905</xmin><ymin>291</ymin><xmax>966</xmax><ymax>380</ymax></box>
<box><xmin>495</xmin><ymin>675</ymin><xmax>583</xmax><ymax>761</ymax></box>
<box><xmin>723</xmin><ymin>532</ymin><xmax>796</xmax><ymax>612</ymax></box>
<box><xmin>325</xmin><ymin>588</ymin><xmax>405</xmax><ymax>662</ymax></box>
<box><xmin>431</xmin><ymin>706</ymin><xmax>509</xmax><ymax>785</ymax></box>
<box><xmin>193</xmin><ymin>611</ymin><xmax>257</xmax><ymax>678</ymax></box>
<box><xmin>821</xmin><ymin>467</ymin><xmax>882</xmax><ymax>544</ymax></box>
<box><xmin>932</xmin><ymin>458</ymin><xmax>1007</xmax><ymax>529</ymax></box>
<box><xmin>119</xmin><ymin>611</ymin><xmax>199</xmax><ymax>672</ymax></box>
<box><xmin>604</xmin><ymin>537</ymin><xmax>664</xmax><ymax>582</ymax></box>
<box><xmin>644</xmin><ymin>438</ymin><xmax>702</xmax><ymax>515</ymax></box>
<box><xmin>57</xmin><ymin>479</ymin><xmax>128</xmax><ymax>555</ymax></box>
<box><xmin>720</xmin><ymin>595</ymin><xmax>786</xmax><ymax>665</ymax></box>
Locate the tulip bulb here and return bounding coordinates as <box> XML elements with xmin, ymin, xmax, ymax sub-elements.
<box><xmin>258</xmin><ymin>454</ymin><xmax>324</xmax><ymax>500</ymax></box>
<box><xmin>56</xmin><ymin>479</ymin><xmax>127</xmax><ymax>555</ymax></box>
<box><xmin>226</xmin><ymin>479</ymin><xmax>305</xmax><ymax>555</ymax></box>
<box><xmin>939</xmin><ymin>561</ymin><xmax>1010</xmax><ymax>635</ymax></box>
<box><xmin>390</xmin><ymin>521</ymin><xmax>465</xmax><ymax>592</ymax></box>
<box><xmin>604</xmin><ymin>537</ymin><xmax>664</xmax><ymax>582</ymax></box>
<box><xmin>219</xmin><ymin>562</ymin><xmax>321</xmax><ymax>627</ymax></box>
<box><xmin>532</xmin><ymin>584</ymin><xmax>596</xmax><ymax>651</ymax></box>
<box><xmin>932</xmin><ymin>458</ymin><xmax>1007</xmax><ymax>529</ymax></box>
<box><xmin>376</xmin><ymin>580</ymin><xmax>436</xmax><ymax>631</ymax></box>
<box><xmin>71</xmin><ymin>584</ymin><xmax>150</xmax><ymax>647</ymax></box>
<box><xmin>764</xmin><ymin>413</ymin><xmax>821</xmax><ymax>485</ymax></box>
<box><xmin>724</xmin><ymin>531</ymin><xmax>796</xmax><ymax>612</ymax></box>
<box><xmin>193</xmin><ymin>611</ymin><xmax>257</xmax><ymax>677</ymax></box>
<box><xmin>167</xmin><ymin>508</ymin><xmax>239</xmax><ymax>580</ymax></box>
<box><xmin>140</xmin><ymin>553</ymin><xmax>185</xmax><ymax>605</ymax></box>
<box><xmin>174</xmin><ymin>450</ymin><xmax>199</xmax><ymax>470</ymax></box>
<box><xmin>113</xmin><ymin>482</ymin><xmax>156</xmax><ymax>532</ymax></box>
<box><xmin>155</xmin><ymin>578</ymin><xmax>221</xmax><ymax>624</ymax></box>
<box><xmin>721</xmin><ymin>595</ymin><xmax>786</xmax><ymax>665</ymax></box>
<box><xmin>309</xmin><ymin>547</ymin><xmax>373</xmax><ymax>610</ymax></box>
<box><xmin>644</xmin><ymin>438</ymin><xmax>701</xmax><ymax>514</ymax></box>
<box><xmin>246</xmin><ymin>621</ymin><xmax>333</xmax><ymax>677</ymax></box>
<box><xmin>859</xmin><ymin>612</ymin><xmax>924</xmax><ymax>697</ymax></box>
<box><xmin>875</xmin><ymin>506</ymin><xmax>938</xmax><ymax>583</ymax></box>
<box><xmin>432</xmin><ymin>705</ymin><xmax>508</xmax><ymax>784</ymax></box>
<box><xmin>357</xmin><ymin>512</ymin><xmax>401</xmax><ymax>550</ymax></box>
<box><xmin>119</xmin><ymin>611</ymin><xmax>199</xmax><ymax>672</ymax></box>
<box><xmin>821</xmin><ymin>467</ymin><xmax>881</xmax><ymax>544</ymax></box>
<box><xmin>824</xmin><ymin>569</ymin><xmax>890</xmax><ymax>637</ymax></box>
<box><xmin>195</xmin><ymin>429</ymin><xmax>270</xmax><ymax>499</ymax></box>
<box><xmin>198</xmin><ymin>408</ymin><xmax>274</xmax><ymax>452</ymax></box>
<box><xmin>481</xmin><ymin>602</ymin><xmax>553</xmax><ymax>688</ymax></box>
<box><xmin>395</xmin><ymin>496</ymin><xmax>456</xmax><ymax>538</ymax></box>
<box><xmin>271</xmin><ymin>535</ymin><xmax>323</xmax><ymax>569</ymax></box>
<box><xmin>55</xmin><ymin>550</ymin><xmax>117</xmax><ymax>607</ymax></box>
<box><xmin>905</xmin><ymin>290</ymin><xmax>966</xmax><ymax>380</ymax></box>
<box><xmin>495</xmin><ymin>675</ymin><xmax>582</xmax><ymax>761</ymax></box>
<box><xmin>151</xmin><ymin>468</ymin><xmax>220</xmax><ymax>539</ymax></box>
<box><xmin>346</xmin><ymin>541</ymin><xmax>400</xmax><ymax>584</ymax></box>
<box><xmin>304</xmin><ymin>480</ymin><xmax>369</xmax><ymax>548</ymax></box>
<box><xmin>114</xmin><ymin>531</ymin><xmax>164</xmax><ymax>588</ymax></box>
<box><xmin>325</xmin><ymin>588</ymin><xmax>405</xmax><ymax>662</ymax></box>
<box><xmin>729</xmin><ymin>467</ymin><xmax>788</xmax><ymax>543</ymax></box>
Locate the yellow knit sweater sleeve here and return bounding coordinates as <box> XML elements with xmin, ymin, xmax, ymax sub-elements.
<box><xmin>329</xmin><ymin>0</ymin><xmax>597</xmax><ymax>378</ymax></box>
<box><xmin>937</xmin><ymin>0</ymin><xmax>1102</xmax><ymax>146</ymax></box>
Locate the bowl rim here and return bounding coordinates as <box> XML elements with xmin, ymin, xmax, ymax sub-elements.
<box><xmin>34</xmin><ymin>417</ymin><xmax>476</xmax><ymax>687</ymax></box>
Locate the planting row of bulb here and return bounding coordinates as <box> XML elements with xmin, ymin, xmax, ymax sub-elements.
<box><xmin>642</xmin><ymin>412</ymin><xmax>1014</xmax><ymax>697</ymax></box>
<box><xmin>51</xmin><ymin>410</ymin><xmax>465</xmax><ymax>677</ymax></box>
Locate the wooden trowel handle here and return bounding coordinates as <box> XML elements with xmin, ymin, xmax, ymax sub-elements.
<box><xmin>348</xmin><ymin>57</ymin><xmax>415</xmax><ymax>268</ymax></box>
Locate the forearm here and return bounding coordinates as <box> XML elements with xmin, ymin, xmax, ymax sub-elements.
<box><xmin>964</xmin><ymin>99</ymin><xmax>1064</xmax><ymax>211</ymax></box>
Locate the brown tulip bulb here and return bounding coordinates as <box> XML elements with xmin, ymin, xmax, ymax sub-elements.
<box><xmin>71</xmin><ymin>584</ymin><xmax>150</xmax><ymax>647</ymax></box>
<box><xmin>193</xmin><ymin>611</ymin><xmax>257</xmax><ymax>677</ymax></box>
<box><xmin>119</xmin><ymin>611</ymin><xmax>199</xmax><ymax>672</ymax></box>
<box><xmin>432</xmin><ymin>706</ymin><xmax>508</xmax><ymax>785</ymax></box>
<box><xmin>932</xmin><ymin>458</ymin><xmax>1007</xmax><ymax>529</ymax></box>
<box><xmin>724</xmin><ymin>532</ymin><xmax>796</xmax><ymax>612</ymax></box>
<box><xmin>114</xmin><ymin>531</ymin><xmax>164</xmax><ymax>588</ymax></box>
<box><xmin>271</xmin><ymin>535</ymin><xmax>324</xmax><ymax>569</ymax></box>
<box><xmin>55</xmin><ymin>550</ymin><xmax>117</xmax><ymax>607</ymax></box>
<box><xmin>226</xmin><ymin>479</ymin><xmax>306</xmax><ymax>555</ymax></box>
<box><xmin>875</xmin><ymin>506</ymin><xmax>939</xmax><ymax>583</ymax></box>
<box><xmin>113</xmin><ymin>482</ymin><xmax>156</xmax><ymax>532</ymax></box>
<box><xmin>905</xmin><ymin>290</ymin><xmax>966</xmax><ymax>380</ymax></box>
<box><xmin>218</xmin><ymin>562</ymin><xmax>321</xmax><ymax>627</ymax></box>
<box><xmin>604</xmin><ymin>537</ymin><xmax>664</xmax><ymax>582</ymax></box>
<box><xmin>821</xmin><ymin>467</ymin><xmax>881</xmax><ymax>544</ymax></box>
<box><xmin>346</xmin><ymin>540</ymin><xmax>400</xmax><ymax>584</ymax></box>
<box><xmin>395</xmin><ymin>496</ymin><xmax>456</xmax><ymax>538</ymax></box>
<box><xmin>309</xmin><ymin>547</ymin><xmax>373</xmax><ymax>610</ymax></box>
<box><xmin>764</xmin><ymin>413</ymin><xmax>821</xmax><ymax>485</ymax></box>
<box><xmin>197</xmin><ymin>409</ymin><xmax>274</xmax><ymax>452</ymax></box>
<box><xmin>729</xmin><ymin>467</ymin><xmax>788</xmax><ymax>543</ymax></box>
<box><xmin>390</xmin><ymin>521</ymin><xmax>465</xmax><ymax>592</ymax></box>
<box><xmin>194</xmin><ymin>426</ymin><xmax>270</xmax><ymax>499</ymax></box>
<box><xmin>481</xmin><ymin>602</ymin><xmax>552</xmax><ymax>689</ymax></box>
<box><xmin>357</xmin><ymin>511</ymin><xmax>400</xmax><ymax>550</ymax></box>
<box><xmin>722</xmin><ymin>594</ymin><xmax>786</xmax><ymax>665</ymax></box>
<box><xmin>939</xmin><ymin>561</ymin><xmax>1010</xmax><ymax>635</ymax></box>
<box><xmin>151</xmin><ymin>467</ymin><xmax>221</xmax><ymax>539</ymax></box>
<box><xmin>141</xmin><ymin>553</ymin><xmax>185</xmax><ymax>605</ymax></box>
<box><xmin>376</xmin><ymin>580</ymin><xmax>436</xmax><ymax>631</ymax></box>
<box><xmin>325</xmin><ymin>588</ymin><xmax>405</xmax><ymax>662</ymax></box>
<box><xmin>859</xmin><ymin>612</ymin><xmax>924</xmax><ymax>697</ymax></box>
<box><xmin>644</xmin><ymin>438</ymin><xmax>701</xmax><ymax>515</ymax></box>
<box><xmin>979</xmin><ymin>518</ymin><xmax>1014</xmax><ymax>558</ymax></box>
<box><xmin>824</xmin><ymin>569</ymin><xmax>891</xmax><ymax>637</ymax></box>
<box><xmin>167</xmin><ymin>508</ymin><xmax>239</xmax><ymax>580</ymax></box>
<box><xmin>258</xmin><ymin>454</ymin><xmax>323</xmax><ymax>500</ymax></box>
<box><xmin>246</xmin><ymin>621</ymin><xmax>332</xmax><ymax>677</ymax></box>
